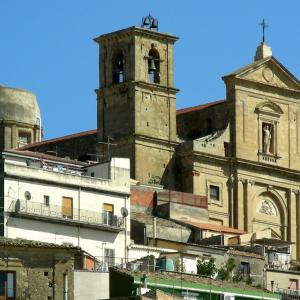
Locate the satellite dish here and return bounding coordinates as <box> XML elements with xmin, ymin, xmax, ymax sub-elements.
<box><xmin>121</xmin><ymin>207</ymin><xmax>128</xmax><ymax>218</ymax></box>
<box><xmin>24</xmin><ymin>191</ymin><xmax>31</xmax><ymax>200</ymax></box>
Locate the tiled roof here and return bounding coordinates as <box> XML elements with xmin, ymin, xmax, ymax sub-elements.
<box><xmin>4</xmin><ymin>149</ymin><xmax>88</xmax><ymax>166</ymax></box>
<box><xmin>227</xmin><ymin>249</ymin><xmax>264</xmax><ymax>260</ymax></box>
<box><xmin>176</xmin><ymin>100</ymin><xmax>226</xmax><ymax>116</ymax></box>
<box><xmin>131</xmin><ymin>212</ymin><xmax>187</xmax><ymax>229</ymax></box>
<box><xmin>0</xmin><ymin>237</ymin><xmax>80</xmax><ymax>250</ymax></box>
<box><xmin>19</xmin><ymin>129</ymin><xmax>97</xmax><ymax>150</ymax></box>
<box><xmin>182</xmin><ymin>220</ymin><xmax>244</xmax><ymax>235</ymax></box>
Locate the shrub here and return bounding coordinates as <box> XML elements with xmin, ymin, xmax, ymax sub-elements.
<box><xmin>217</xmin><ymin>267</ymin><xmax>230</xmax><ymax>280</ymax></box>
<box><xmin>232</xmin><ymin>271</ymin><xmax>243</xmax><ymax>283</ymax></box>
<box><xmin>217</xmin><ymin>258</ymin><xmax>236</xmax><ymax>281</ymax></box>
<box><xmin>173</xmin><ymin>258</ymin><xmax>186</xmax><ymax>273</ymax></box>
<box><xmin>173</xmin><ymin>258</ymin><xmax>181</xmax><ymax>272</ymax></box>
<box><xmin>226</xmin><ymin>258</ymin><xmax>236</xmax><ymax>273</ymax></box>
<box><xmin>197</xmin><ymin>258</ymin><xmax>216</xmax><ymax>277</ymax></box>
<box><xmin>245</xmin><ymin>277</ymin><xmax>254</xmax><ymax>285</ymax></box>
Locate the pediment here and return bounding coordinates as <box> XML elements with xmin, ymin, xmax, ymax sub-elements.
<box><xmin>255</xmin><ymin>101</ymin><xmax>283</xmax><ymax>116</ymax></box>
<box><xmin>225</xmin><ymin>57</ymin><xmax>300</xmax><ymax>91</ymax></box>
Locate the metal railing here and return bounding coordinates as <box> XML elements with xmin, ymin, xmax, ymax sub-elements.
<box><xmin>8</xmin><ymin>200</ymin><xmax>124</xmax><ymax>228</ymax></box>
<box><xmin>278</xmin><ymin>288</ymin><xmax>300</xmax><ymax>300</ymax></box>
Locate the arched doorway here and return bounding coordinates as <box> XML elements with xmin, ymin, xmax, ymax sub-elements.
<box><xmin>252</xmin><ymin>191</ymin><xmax>286</xmax><ymax>239</ymax></box>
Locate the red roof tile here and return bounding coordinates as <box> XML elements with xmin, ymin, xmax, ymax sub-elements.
<box><xmin>4</xmin><ymin>149</ymin><xmax>88</xmax><ymax>165</ymax></box>
<box><xmin>176</xmin><ymin>100</ymin><xmax>226</xmax><ymax>116</ymax></box>
<box><xmin>19</xmin><ymin>129</ymin><xmax>97</xmax><ymax>150</ymax></box>
<box><xmin>183</xmin><ymin>220</ymin><xmax>244</xmax><ymax>235</ymax></box>
<box><xmin>227</xmin><ymin>249</ymin><xmax>264</xmax><ymax>260</ymax></box>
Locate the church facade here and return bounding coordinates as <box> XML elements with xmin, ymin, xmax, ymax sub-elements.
<box><xmin>16</xmin><ymin>22</ymin><xmax>300</xmax><ymax>262</ymax></box>
<box><xmin>94</xmin><ymin>26</ymin><xmax>300</xmax><ymax>261</ymax></box>
<box><xmin>177</xmin><ymin>50</ymin><xmax>300</xmax><ymax>261</ymax></box>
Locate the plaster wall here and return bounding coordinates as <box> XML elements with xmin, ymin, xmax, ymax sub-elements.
<box><xmin>3</xmin><ymin>157</ymin><xmax>131</xmax><ymax>259</ymax></box>
<box><xmin>266</xmin><ymin>270</ymin><xmax>300</xmax><ymax>291</ymax></box>
<box><xmin>74</xmin><ymin>270</ymin><xmax>109</xmax><ymax>300</ymax></box>
<box><xmin>192</xmin><ymin>160</ymin><xmax>230</xmax><ymax>226</ymax></box>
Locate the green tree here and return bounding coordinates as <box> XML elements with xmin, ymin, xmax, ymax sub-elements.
<box><xmin>197</xmin><ymin>258</ymin><xmax>217</xmax><ymax>277</ymax></box>
<box><xmin>173</xmin><ymin>257</ymin><xmax>186</xmax><ymax>272</ymax></box>
<box><xmin>232</xmin><ymin>271</ymin><xmax>243</xmax><ymax>283</ymax></box>
<box><xmin>217</xmin><ymin>258</ymin><xmax>236</xmax><ymax>281</ymax></box>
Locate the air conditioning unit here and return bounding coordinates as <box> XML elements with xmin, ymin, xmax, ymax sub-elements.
<box><xmin>224</xmin><ymin>294</ymin><xmax>235</xmax><ymax>300</ymax></box>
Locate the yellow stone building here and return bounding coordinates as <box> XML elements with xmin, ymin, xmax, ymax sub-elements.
<box><xmin>94</xmin><ymin>23</ymin><xmax>300</xmax><ymax>260</ymax></box>
<box><xmin>177</xmin><ymin>42</ymin><xmax>300</xmax><ymax>261</ymax></box>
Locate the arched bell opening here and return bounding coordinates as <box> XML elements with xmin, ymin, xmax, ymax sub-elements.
<box><xmin>148</xmin><ymin>48</ymin><xmax>160</xmax><ymax>84</ymax></box>
<box><xmin>112</xmin><ymin>50</ymin><xmax>125</xmax><ymax>84</ymax></box>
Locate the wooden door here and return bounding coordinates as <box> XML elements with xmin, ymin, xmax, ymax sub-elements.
<box><xmin>62</xmin><ymin>197</ymin><xmax>73</xmax><ymax>219</ymax></box>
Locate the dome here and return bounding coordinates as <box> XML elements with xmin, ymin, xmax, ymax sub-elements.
<box><xmin>0</xmin><ymin>85</ymin><xmax>41</xmax><ymax>126</ymax></box>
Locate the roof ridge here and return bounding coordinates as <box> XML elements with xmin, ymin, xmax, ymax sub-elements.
<box><xmin>176</xmin><ymin>99</ymin><xmax>226</xmax><ymax>116</ymax></box>
<box><xmin>19</xmin><ymin>129</ymin><xmax>97</xmax><ymax>150</ymax></box>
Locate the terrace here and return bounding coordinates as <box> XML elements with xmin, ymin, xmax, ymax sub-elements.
<box><xmin>8</xmin><ymin>200</ymin><xmax>124</xmax><ymax>232</ymax></box>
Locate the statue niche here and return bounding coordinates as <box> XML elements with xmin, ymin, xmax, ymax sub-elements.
<box><xmin>263</xmin><ymin>123</ymin><xmax>274</xmax><ymax>154</ymax></box>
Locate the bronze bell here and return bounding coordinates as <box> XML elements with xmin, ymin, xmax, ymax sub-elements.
<box><xmin>150</xmin><ymin>19</ymin><xmax>158</xmax><ymax>30</ymax></box>
<box><xmin>148</xmin><ymin>57</ymin><xmax>156</xmax><ymax>72</ymax></box>
<box><xmin>143</xmin><ymin>17</ymin><xmax>150</xmax><ymax>26</ymax></box>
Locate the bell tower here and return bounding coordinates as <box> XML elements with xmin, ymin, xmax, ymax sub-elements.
<box><xmin>94</xmin><ymin>17</ymin><xmax>179</xmax><ymax>186</ymax></box>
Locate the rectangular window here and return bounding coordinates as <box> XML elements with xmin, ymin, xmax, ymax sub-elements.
<box><xmin>18</xmin><ymin>131</ymin><xmax>31</xmax><ymax>147</ymax></box>
<box><xmin>103</xmin><ymin>203</ymin><xmax>114</xmax><ymax>225</ymax></box>
<box><xmin>239</xmin><ymin>262</ymin><xmax>250</xmax><ymax>279</ymax></box>
<box><xmin>210</xmin><ymin>185</ymin><xmax>220</xmax><ymax>201</ymax></box>
<box><xmin>289</xmin><ymin>279</ymin><xmax>298</xmax><ymax>290</ymax></box>
<box><xmin>62</xmin><ymin>197</ymin><xmax>73</xmax><ymax>219</ymax></box>
<box><xmin>104</xmin><ymin>248</ymin><xmax>115</xmax><ymax>267</ymax></box>
<box><xmin>0</xmin><ymin>271</ymin><xmax>15</xmax><ymax>299</ymax></box>
<box><xmin>44</xmin><ymin>195</ymin><xmax>50</xmax><ymax>207</ymax></box>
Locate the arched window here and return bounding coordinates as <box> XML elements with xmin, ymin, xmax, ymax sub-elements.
<box><xmin>112</xmin><ymin>50</ymin><xmax>124</xmax><ymax>84</ymax></box>
<box><xmin>148</xmin><ymin>48</ymin><xmax>160</xmax><ymax>84</ymax></box>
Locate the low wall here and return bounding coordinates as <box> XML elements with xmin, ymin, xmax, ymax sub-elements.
<box><xmin>74</xmin><ymin>270</ymin><xmax>109</xmax><ymax>300</ymax></box>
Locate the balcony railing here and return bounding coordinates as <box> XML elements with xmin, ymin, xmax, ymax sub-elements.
<box><xmin>8</xmin><ymin>200</ymin><xmax>124</xmax><ymax>231</ymax></box>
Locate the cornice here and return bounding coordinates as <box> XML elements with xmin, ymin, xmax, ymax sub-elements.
<box><xmin>231</xmin><ymin>77</ymin><xmax>300</xmax><ymax>98</ymax></box>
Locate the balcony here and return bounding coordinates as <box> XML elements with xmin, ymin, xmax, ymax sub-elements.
<box><xmin>8</xmin><ymin>200</ymin><xmax>124</xmax><ymax>232</ymax></box>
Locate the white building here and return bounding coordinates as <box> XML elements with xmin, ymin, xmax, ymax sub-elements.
<box><xmin>0</xmin><ymin>149</ymin><xmax>131</xmax><ymax>265</ymax></box>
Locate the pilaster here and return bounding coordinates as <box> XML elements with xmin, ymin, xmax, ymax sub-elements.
<box><xmin>236</xmin><ymin>178</ymin><xmax>245</xmax><ymax>231</ymax></box>
<box><xmin>296</xmin><ymin>190</ymin><xmax>300</xmax><ymax>261</ymax></box>
<box><xmin>245</xmin><ymin>179</ymin><xmax>255</xmax><ymax>233</ymax></box>
<box><xmin>289</xmin><ymin>189</ymin><xmax>297</xmax><ymax>260</ymax></box>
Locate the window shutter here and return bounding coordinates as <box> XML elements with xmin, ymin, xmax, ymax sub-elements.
<box><xmin>62</xmin><ymin>197</ymin><xmax>73</xmax><ymax>217</ymax></box>
<box><xmin>103</xmin><ymin>203</ymin><xmax>113</xmax><ymax>212</ymax></box>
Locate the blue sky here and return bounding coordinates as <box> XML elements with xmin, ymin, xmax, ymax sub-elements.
<box><xmin>1</xmin><ymin>1</ymin><xmax>300</xmax><ymax>139</ymax></box>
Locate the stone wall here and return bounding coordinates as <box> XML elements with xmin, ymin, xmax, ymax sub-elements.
<box><xmin>0</xmin><ymin>245</ymin><xmax>76</xmax><ymax>300</ymax></box>
<box><xmin>176</xmin><ymin>101</ymin><xmax>229</xmax><ymax>141</ymax></box>
<box><xmin>95</xmin><ymin>27</ymin><xmax>179</xmax><ymax>186</ymax></box>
